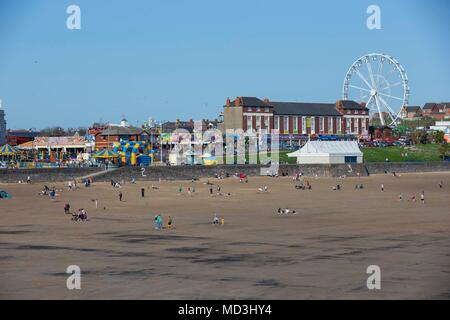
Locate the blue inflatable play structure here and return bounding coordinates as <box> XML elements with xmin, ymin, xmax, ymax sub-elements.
<box><xmin>112</xmin><ymin>140</ymin><xmax>155</xmax><ymax>166</ymax></box>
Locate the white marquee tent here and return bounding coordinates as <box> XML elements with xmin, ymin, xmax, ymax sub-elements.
<box><xmin>287</xmin><ymin>140</ymin><xmax>363</xmax><ymax>164</ymax></box>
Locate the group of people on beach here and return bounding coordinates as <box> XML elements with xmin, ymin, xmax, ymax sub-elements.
<box><xmin>294</xmin><ymin>180</ymin><xmax>312</xmax><ymax>190</ymax></box>
<box><xmin>63</xmin><ymin>203</ymin><xmax>88</xmax><ymax>222</ymax></box>
<box><xmin>213</xmin><ymin>214</ymin><xmax>225</xmax><ymax>226</ymax></box>
<box><xmin>277</xmin><ymin>208</ymin><xmax>297</xmax><ymax>215</ymax></box>
<box><xmin>154</xmin><ymin>214</ymin><xmax>173</xmax><ymax>230</ymax></box>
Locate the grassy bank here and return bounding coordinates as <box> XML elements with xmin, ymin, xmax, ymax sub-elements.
<box><xmin>361</xmin><ymin>144</ymin><xmax>442</xmax><ymax>162</ymax></box>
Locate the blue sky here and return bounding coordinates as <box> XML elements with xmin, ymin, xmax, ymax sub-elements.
<box><xmin>0</xmin><ymin>0</ymin><xmax>449</xmax><ymax>129</ymax></box>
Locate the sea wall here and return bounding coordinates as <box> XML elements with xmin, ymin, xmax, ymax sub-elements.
<box><xmin>93</xmin><ymin>163</ymin><xmax>369</xmax><ymax>182</ymax></box>
<box><xmin>0</xmin><ymin>167</ymin><xmax>103</xmax><ymax>183</ymax></box>
<box><xmin>0</xmin><ymin>162</ymin><xmax>449</xmax><ymax>183</ymax></box>
<box><xmin>365</xmin><ymin>161</ymin><xmax>450</xmax><ymax>175</ymax></box>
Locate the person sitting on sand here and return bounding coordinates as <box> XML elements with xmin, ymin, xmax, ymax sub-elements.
<box><xmin>79</xmin><ymin>209</ymin><xmax>88</xmax><ymax>221</ymax></box>
<box><xmin>167</xmin><ymin>216</ymin><xmax>173</xmax><ymax>229</ymax></box>
<box><xmin>213</xmin><ymin>214</ymin><xmax>219</xmax><ymax>225</ymax></box>
<box><xmin>306</xmin><ymin>181</ymin><xmax>311</xmax><ymax>190</ymax></box>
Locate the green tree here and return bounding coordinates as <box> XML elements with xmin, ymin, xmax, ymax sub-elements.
<box><xmin>439</xmin><ymin>142</ymin><xmax>449</xmax><ymax>160</ymax></box>
<box><xmin>417</xmin><ymin>131</ymin><xmax>428</xmax><ymax>144</ymax></box>
<box><xmin>434</xmin><ymin>131</ymin><xmax>445</xmax><ymax>144</ymax></box>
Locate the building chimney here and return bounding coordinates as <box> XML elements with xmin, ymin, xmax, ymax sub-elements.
<box><xmin>226</xmin><ymin>97</ymin><xmax>231</xmax><ymax>106</ymax></box>
<box><xmin>235</xmin><ymin>97</ymin><xmax>242</xmax><ymax>107</ymax></box>
<box><xmin>263</xmin><ymin>97</ymin><xmax>270</xmax><ymax>104</ymax></box>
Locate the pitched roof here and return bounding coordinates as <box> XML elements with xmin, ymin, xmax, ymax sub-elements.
<box><xmin>423</xmin><ymin>103</ymin><xmax>437</xmax><ymax>110</ymax></box>
<box><xmin>405</xmin><ymin>106</ymin><xmax>421</xmax><ymax>112</ymax></box>
<box><xmin>288</xmin><ymin>141</ymin><xmax>362</xmax><ymax>157</ymax></box>
<box><xmin>228</xmin><ymin>97</ymin><xmax>271</xmax><ymax>107</ymax></box>
<box><xmin>338</xmin><ymin>100</ymin><xmax>369</xmax><ymax>110</ymax></box>
<box><xmin>99</xmin><ymin>126</ymin><xmax>146</xmax><ymax>136</ymax></box>
<box><xmin>270</xmin><ymin>102</ymin><xmax>342</xmax><ymax>116</ymax></box>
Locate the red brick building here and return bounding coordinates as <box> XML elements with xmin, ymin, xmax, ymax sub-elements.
<box><xmin>222</xmin><ymin>96</ymin><xmax>369</xmax><ymax>137</ymax></box>
<box><xmin>6</xmin><ymin>130</ymin><xmax>40</xmax><ymax>146</ymax></box>
<box><xmin>423</xmin><ymin>103</ymin><xmax>446</xmax><ymax>120</ymax></box>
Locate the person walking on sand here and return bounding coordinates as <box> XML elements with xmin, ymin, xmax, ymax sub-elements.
<box><xmin>209</xmin><ymin>185</ymin><xmax>213</xmax><ymax>195</ymax></box>
<box><xmin>64</xmin><ymin>203</ymin><xmax>70</xmax><ymax>214</ymax></box>
<box><xmin>119</xmin><ymin>191</ymin><xmax>123</xmax><ymax>202</ymax></box>
<box><xmin>154</xmin><ymin>215</ymin><xmax>158</xmax><ymax>229</ymax></box>
<box><xmin>141</xmin><ymin>187</ymin><xmax>145</xmax><ymax>198</ymax></box>
<box><xmin>27</xmin><ymin>176</ymin><xmax>31</xmax><ymax>184</ymax></box>
<box><xmin>421</xmin><ymin>191</ymin><xmax>425</xmax><ymax>204</ymax></box>
<box><xmin>167</xmin><ymin>216</ymin><xmax>173</xmax><ymax>229</ymax></box>
<box><xmin>381</xmin><ymin>184</ymin><xmax>384</xmax><ymax>192</ymax></box>
<box><xmin>50</xmin><ymin>189</ymin><xmax>56</xmax><ymax>200</ymax></box>
<box><xmin>399</xmin><ymin>193</ymin><xmax>403</xmax><ymax>201</ymax></box>
<box><xmin>213</xmin><ymin>214</ymin><xmax>219</xmax><ymax>225</ymax></box>
<box><xmin>157</xmin><ymin>214</ymin><xmax>163</xmax><ymax>229</ymax></box>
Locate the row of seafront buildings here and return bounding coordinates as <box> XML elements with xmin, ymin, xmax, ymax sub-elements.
<box><xmin>1</xmin><ymin>96</ymin><xmax>449</xmax><ymax>165</ymax></box>
<box><xmin>400</xmin><ymin>103</ymin><xmax>450</xmax><ymax>120</ymax></box>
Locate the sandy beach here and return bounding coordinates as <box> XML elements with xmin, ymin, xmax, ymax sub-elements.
<box><xmin>1</xmin><ymin>172</ymin><xmax>449</xmax><ymax>299</ymax></box>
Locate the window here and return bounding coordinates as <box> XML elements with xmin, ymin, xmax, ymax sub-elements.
<box><xmin>265</xmin><ymin>107</ymin><xmax>269</xmax><ymax>112</ymax></box>
<box><xmin>302</xmin><ymin>117</ymin><xmax>306</xmax><ymax>134</ymax></box>
<box><xmin>284</xmin><ymin>116</ymin><xmax>289</xmax><ymax>132</ymax></box>
<box><xmin>248</xmin><ymin>107</ymin><xmax>252</xmax><ymax>112</ymax></box>
<box><xmin>345</xmin><ymin>156</ymin><xmax>357</xmax><ymax>164</ymax></box>
<box><xmin>256</xmin><ymin>107</ymin><xmax>261</xmax><ymax>112</ymax></box>
<box><xmin>264</xmin><ymin>116</ymin><xmax>270</xmax><ymax>131</ymax></box>
<box><xmin>274</xmin><ymin>116</ymin><xmax>279</xmax><ymax>130</ymax></box>
<box><xmin>256</xmin><ymin>116</ymin><xmax>261</xmax><ymax>131</ymax></box>
<box><xmin>337</xmin><ymin>117</ymin><xmax>341</xmax><ymax>134</ymax></box>
<box><xmin>311</xmin><ymin>117</ymin><xmax>315</xmax><ymax>133</ymax></box>
<box><xmin>346</xmin><ymin>118</ymin><xmax>350</xmax><ymax>133</ymax></box>
<box><xmin>319</xmin><ymin>117</ymin><xmax>324</xmax><ymax>133</ymax></box>
<box><xmin>328</xmin><ymin>117</ymin><xmax>332</xmax><ymax>134</ymax></box>
<box><xmin>293</xmin><ymin>116</ymin><xmax>298</xmax><ymax>132</ymax></box>
<box><xmin>247</xmin><ymin>116</ymin><xmax>252</xmax><ymax>131</ymax></box>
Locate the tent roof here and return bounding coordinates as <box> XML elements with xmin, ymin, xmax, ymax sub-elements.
<box><xmin>288</xmin><ymin>140</ymin><xmax>362</xmax><ymax>157</ymax></box>
<box><xmin>0</xmin><ymin>144</ymin><xmax>19</xmax><ymax>155</ymax></box>
<box><xmin>93</xmin><ymin>149</ymin><xmax>119</xmax><ymax>158</ymax></box>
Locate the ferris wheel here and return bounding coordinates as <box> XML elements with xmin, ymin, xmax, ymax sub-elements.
<box><xmin>342</xmin><ymin>53</ymin><xmax>409</xmax><ymax>126</ymax></box>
